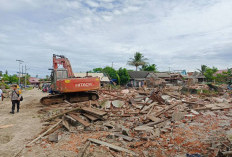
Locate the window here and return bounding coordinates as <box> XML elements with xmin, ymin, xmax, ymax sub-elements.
<box><xmin>57</xmin><ymin>70</ymin><xmax>68</xmax><ymax>79</ymax></box>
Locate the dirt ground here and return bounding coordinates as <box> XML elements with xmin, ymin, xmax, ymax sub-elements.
<box><xmin>0</xmin><ymin>89</ymin><xmax>48</xmax><ymax>157</ymax></box>
<box><xmin>0</xmin><ymin>89</ymin><xmax>96</xmax><ymax>157</ymax></box>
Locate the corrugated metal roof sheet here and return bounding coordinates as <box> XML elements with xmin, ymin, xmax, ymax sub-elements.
<box><xmin>154</xmin><ymin>72</ymin><xmax>170</xmax><ymax>78</ymax></box>
<box><xmin>74</xmin><ymin>73</ymin><xmax>110</xmax><ymax>82</ymax></box>
<box><xmin>128</xmin><ymin>71</ymin><xmax>150</xmax><ymax>79</ymax></box>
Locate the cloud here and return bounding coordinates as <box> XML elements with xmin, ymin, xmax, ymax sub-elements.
<box><xmin>0</xmin><ymin>0</ymin><xmax>232</xmax><ymax>77</ymax></box>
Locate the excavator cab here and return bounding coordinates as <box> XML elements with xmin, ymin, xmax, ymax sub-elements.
<box><xmin>56</xmin><ymin>68</ymin><xmax>68</xmax><ymax>79</ymax></box>
<box><xmin>51</xmin><ymin>68</ymin><xmax>68</xmax><ymax>92</ymax></box>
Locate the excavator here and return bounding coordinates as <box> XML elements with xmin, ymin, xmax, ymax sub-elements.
<box><xmin>40</xmin><ymin>54</ymin><xmax>100</xmax><ymax>105</ymax></box>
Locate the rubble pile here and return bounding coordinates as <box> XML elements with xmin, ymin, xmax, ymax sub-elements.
<box><xmin>33</xmin><ymin>85</ymin><xmax>232</xmax><ymax>157</ymax></box>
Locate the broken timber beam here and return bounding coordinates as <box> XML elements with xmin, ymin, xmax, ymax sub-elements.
<box><xmin>45</xmin><ymin>107</ymin><xmax>81</xmax><ymax>121</ymax></box>
<box><xmin>145</xmin><ymin>118</ymin><xmax>169</xmax><ymax>127</ymax></box>
<box><xmin>155</xmin><ymin>103</ymin><xmax>180</xmax><ymax>117</ymax></box>
<box><xmin>78</xmin><ymin>141</ymin><xmax>90</xmax><ymax>157</ymax></box>
<box><xmin>182</xmin><ymin>100</ymin><xmax>204</xmax><ymax>106</ymax></box>
<box><xmin>27</xmin><ymin>120</ymin><xmax>62</xmax><ymax>146</ymax></box>
<box><xmin>82</xmin><ymin>107</ymin><xmax>107</xmax><ymax>117</ymax></box>
<box><xmin>222</xmin><ymin>151</ymin><xmax>232</xmax><ymax>155</ymax></box>
<box><xmin>68</xmin><ymin>113</ymin><xmax>90</xmax><ymax>127</ymax></box>
<box><xmin>0</xmin><ymin>124</ymin><xmax>14</xmax><ymax>129</ymax></box>
<box><xmin>82</xmin><ymin>113</ymin><xmax>98</xmax><ymax>121</ymax></box>
<box><xmin>113</xmin><ymin>133</ymin><xmax>134</xmax><ymax>142</ymax></box>
<box><xmin>88</xmin><ymin>138</ymin><xmax>138</xmax><ymax>156</ymax></box>
<box><xmin>62</xmin><ymin>116</ymin><xmax>71</xmax><ymax>132</ymax></box>
<box><xmin>101</xmin><ymin>91</ymin><xmax>127</xmax><ymax>101</ymax></box>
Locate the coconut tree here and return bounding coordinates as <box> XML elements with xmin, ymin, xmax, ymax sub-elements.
<box><xmin>128</xmin><ymin>52</ymin><xmax>148</xmax><ymax>71</ymax></box>
<box><xmin>198</xmin><ymin>65</ymin><xmax>207</xmax><ymax>75</ymax></box>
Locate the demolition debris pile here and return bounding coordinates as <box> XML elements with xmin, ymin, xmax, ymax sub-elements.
<box><xmin>29</xmin><ymin>85</ymin><xmax>232</xmax><ymax>157</ymax></box>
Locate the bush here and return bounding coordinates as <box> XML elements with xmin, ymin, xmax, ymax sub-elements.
<box><xmin>0</xmin><ymin>82</ymin><xmax>10</xmax><ymax>89</ymax></box>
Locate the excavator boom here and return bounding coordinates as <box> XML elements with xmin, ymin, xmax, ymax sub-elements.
<box><xmin>53</xmin><ymin>54</ymin><xmax>75</xmax><ymax>78</ymax></box>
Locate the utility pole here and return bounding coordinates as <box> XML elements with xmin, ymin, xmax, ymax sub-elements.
<box><xmin>16</xmin><ymin>60</ymin><xmax>24</xmax><ymax>87</ymax></box>
<box><xmin>25</xmin><ymin>65</ymin><xmax>27</xmax><ymax>88</ymax></box>
<box><xmin>22</xmin><ymin>65</ymin><xmax>24</xmax><ymax>87</ymax></box>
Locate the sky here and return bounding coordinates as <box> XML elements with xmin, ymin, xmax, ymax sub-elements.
<box><xmin>0</xmin><ymin>0</ymin><xmax>232</xmax><ymax>77</ymax></box>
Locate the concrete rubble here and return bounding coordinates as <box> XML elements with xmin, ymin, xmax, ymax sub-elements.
<box><xmin>31</xmin><ymin>84</ymin><xmax>232</xmax><ymax>157</ymax></box>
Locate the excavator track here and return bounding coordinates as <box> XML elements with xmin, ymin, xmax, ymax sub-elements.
<box><xmin>40</xmin><ymin>92</ymin><xmax>99</xmax><ymax>106</ymax></box>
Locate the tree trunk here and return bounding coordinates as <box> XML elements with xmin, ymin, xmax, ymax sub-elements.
<box><xmin>136</xmin><ymin>66</ymin><xmax>138</xmax><ymax>71</ymax></box>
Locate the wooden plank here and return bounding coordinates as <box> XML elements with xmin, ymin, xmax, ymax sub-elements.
<box><xmin>82</xmin><ymin>113</ymin><xmax>98</xmax><ymax>121</ymax></box>
<box><xmin>78</xmin><ymin>141</ymin><xmax>90</xmax><ymax>157</ymax></box>
<box><xmin>147</xmin><ymin>115</ymin><xmax>160</xmax><ymax>122</ymax></box>
<box><xmin>145</xmin><ymin>118</ymin><xmax>169</xmax><ymax>127</ymax></box>
<box><xmin>101</xmin><ymin>91</ymin><xmax>128</xmax><ymax>101</ymax></box>
<box><xmin>194</xmin><ymin>107</ymin><xmax>212</xmax><ymax>111</ymax></box>
<box><xmin>27</xmin><ymin>120</ymin><xmax>62</xmax><ymax>146</ymax></box>
<box><xmin>62</xmin><ymin>116</ymin><xmax>71</xmax><ymax>131</ymax></box>
<box><xmin>223</xmin><ymin>151</ymin><xmax>232</xmax><ymax>155</ymax></box>
<box><xmin>155</xmin><ymin>103</ymin><xmax>179</xmax><ymax>117</ymax></box>
<box><xmin>88</xmin><ymin>138</ymin><xmax>138</xmax><ymax>156</ymax></box>
<box><xmin>69</xmin><ymin>113</ymin><xmax>90</xmax><ymax>127</ymax></box>
<box><xmin>82</xmin><ymin>107</ymin><xmax>107</xmax><ymax>117</ymax></box>
<box><xmin>45</xmin><ymin>107</ymin><xmax>81</xmax><ymax>121</ymax></box>
<box><xmin>211</xmin><ymin>106</ymin><xmax>232</xmax><ymax>110</ymax></box>
<box><xmin>134</xmin><ymin>125</ymin><xmax>153</xmax><ymax>131</ymax></box>
<box><xmin>114</xmin><ymin>133</ymin><xmax>134</xmax><ymax>142</ymax></box>
<box><xmin>14</xmin><ymin>120</ymin><xmax>61</xmax><ymax>157</ymax></box>
<box><xmin>0</xmin><ymin>124</ymin><xmax>14</xmax><ymax>129</ymax></box>
<box><xmin>182</xmin><ymin>100</ymin><xmax>204</xmax><ymax>106</ymax></box>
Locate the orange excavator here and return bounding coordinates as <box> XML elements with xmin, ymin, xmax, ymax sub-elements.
<box><xmin>40</xmin><ymin>54</ymin><xmax>100</xmax><ymax>105</ymax></box>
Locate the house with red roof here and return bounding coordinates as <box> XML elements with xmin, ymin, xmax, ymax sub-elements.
<box><xmin>29</xmin><ymin>77</ymin><xmax>40</xmax><ymax>85</ymax></box>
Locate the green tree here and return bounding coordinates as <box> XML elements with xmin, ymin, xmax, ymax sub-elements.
<box><xmin>141</xmin><ymin>64</ymin><xmax>157</xmax><ymax>72</ymax></box>
<box><xmin>3</xmin><ymin>73</ymin><xmax>9</xmax><ymax>82</ymax></box>
<box><xmin>102</xmin><ymin>66</ymin><xmax>120</xmax><ymax>83</ymax></box>
<box><xmin>198</xmin><ymin>65</ymin><xmax>207</xmax><ymax>74</ymax></box>
<box><xmin>9</xmin><ymin>74</ymin><xmax>19</xmax><ymax>83</ymax></box>
<box><xmin>3</xmin><ymin>73</ymin><xmax>18</xmax><ymax>83</ymax></box>
<box><xmin>128</xmin><ymin>52</ymin><xmax>148</xmax><ymax>71</ymax></box>
<box><xmin>215</xmin><ymin>69</ymin><xmax>232</xmax><ymax>83</ymax></box>
<box><xmin>204</xmin><ymin>67</ymin><xmax>218</xmax><ymax>82</ymax></box>
<box><xmin>92</xmin><ymin>68</ymin><xmax>103</xmax><ymax>73</ymax></box>
<box><xmin>117</xmin><ymin>68</ymin><xmax>130</xmax><ymax>85</ymax></box>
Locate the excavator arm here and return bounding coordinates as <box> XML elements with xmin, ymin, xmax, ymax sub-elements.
<box><xmin>53</xmin><ymin>54</ymin><xmax>75</xmax><ymax>78</ymax></box>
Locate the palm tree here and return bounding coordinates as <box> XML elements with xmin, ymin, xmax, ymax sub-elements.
<box><xmin>128</xmin><ymin>52</ymin><xmax>148</xmax><ymax>71</ymax></box>
<box><xmin>198</xmin><ymin>65</ymin><xmax>207</xmax><ymax>75</ymax></box>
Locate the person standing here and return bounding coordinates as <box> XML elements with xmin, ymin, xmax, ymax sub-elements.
<box><xmin>0</xmin><ymin>88</ymin><xmax>3</xmax><ymax>101</ymax></box>
<box><xmin>10</xmin><ymin>85</ymin><xmax>22</xmax><ymax>114</ymax></box>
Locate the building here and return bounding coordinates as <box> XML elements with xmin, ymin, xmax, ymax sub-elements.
<box><xmin>29</xmin><ymin>77</ymin><xmax>40</xmax><ymax>86</ymax></box>
<box><xmin>74</xmin><ymin>73</ymin><xmax>110</xmax><ymax>86</ymax></box>
<box><xmin>128</xmin><ymin>71</ymin><xmax>171</xmax><ymax>87</ymax></box>
<box><xmin>186</xmin><ymin>72</ymin><xmax>206</xmax><ymax>83</ymax></box>
<box><xmin>128</xmin><ymin>71</ymin><xmax>150</xmax><ymax>87</ymax></box>
<box><xmin>215</xmin><ymin>68</ymin><xmax>232</xmax><ymax>75</ymax></box>
<box><xmin>169</xmin><ymin>73</ymin><xmax>184</xmax><ymax>84</ymax></box>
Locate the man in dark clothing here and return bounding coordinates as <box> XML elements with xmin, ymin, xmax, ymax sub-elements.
<box><xmin>10</xmin><ymin>85</ymin><xmax>22</xmax><ymax>114</ymax></box>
